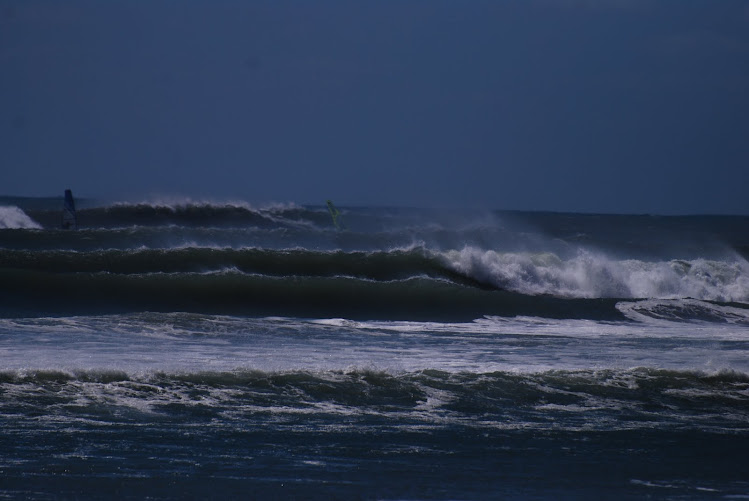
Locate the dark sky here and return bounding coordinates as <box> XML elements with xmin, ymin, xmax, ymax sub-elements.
<box><xmin>2</xmin><ymin>1</ymin><xmax>748</xmax><ymax>213</ymax></box>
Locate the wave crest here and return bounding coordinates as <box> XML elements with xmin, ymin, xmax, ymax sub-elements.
<box><xmin>0</xmin><ymin>206</ymin><xmax>42</xmax><ymax>229</ymax></box>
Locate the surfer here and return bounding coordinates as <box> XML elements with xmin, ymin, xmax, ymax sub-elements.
<box><xmin>62</xmin><ymin>189</ymin><xmax>77</xmax><ymax>230</ymax></box>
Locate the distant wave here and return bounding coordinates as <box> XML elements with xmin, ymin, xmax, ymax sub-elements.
<box><xmin>80</xmin><ymin>202</ymin><xmax>325</xmax><ymax>228</ymax></box>
<box><xmin>22</xmin><ymin>201</ymin><xmax>333</xmax><ymax>230</ymax></box>
<box><xmin>0</xmin><ymin>206</ymin><xmax>41</xmax><ymax>229</ymax></box>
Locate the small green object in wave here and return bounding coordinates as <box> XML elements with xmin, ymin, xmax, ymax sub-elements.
<box><xmin>326</xmin><ymin>200</ymin><xmax>345</xmax><ymax>231</ymax></box>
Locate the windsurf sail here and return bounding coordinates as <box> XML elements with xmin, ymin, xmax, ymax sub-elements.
<box><xmin>326</xmin><ymin>200</ymin><xmax>345</xmax><ymax>231</ymax></box>
<box><xmin>62</xmin><ymin>189</ymin><xmax>77</xmax><ymax>230</ymax></box>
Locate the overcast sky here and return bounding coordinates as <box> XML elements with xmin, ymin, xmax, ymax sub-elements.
<box><xmin>2</xmin><ymin>1</ymin><xmax>748</xmax><ymax>213</ymax></box>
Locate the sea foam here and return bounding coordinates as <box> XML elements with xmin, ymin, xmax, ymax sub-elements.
<box><xmin>442</xmin><ymin>246</ymin><xmax>749</xmax><ymax>302</ymax></box>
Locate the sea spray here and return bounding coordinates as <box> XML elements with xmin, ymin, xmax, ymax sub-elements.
<box><xmin>0</xmin><ymin>206</ymin><xmax>42</xmax><ymax>229</ymax></box>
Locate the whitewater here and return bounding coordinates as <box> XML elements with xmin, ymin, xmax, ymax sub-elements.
<box><xmin>1</xmin><ymin>196</ymin><xmax>748</xmax><ymax>499</ymax></box>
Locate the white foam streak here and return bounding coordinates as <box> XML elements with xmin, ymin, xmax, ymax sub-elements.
<box><xmin>443</xmin><ymin>247</ymin><xmax>749</xmax><ymax>302</ymax></box>
<box><xmin>0</xmin><ymin>206</ymin><xmax>42</xmax><ymax>229</ymax></box>
<box><xmin>616</xmin><ymin>299</ymin><xmax>749</xmax><ymax>325</ymax></box>
<box><xmin>109</xmin><ymin>197</ymin><xmax>301</xmax><ymax>212</ymax></box>
<box><xmin>111</xmin><ymin>197</ymin><xmax>253</xmax><ymax>210</ymax></box>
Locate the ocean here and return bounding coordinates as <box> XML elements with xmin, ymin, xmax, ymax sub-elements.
<box><xmin>1</xmin><ymin>197</ymin><xmax>748</xmax><ymax>500</ymax></box>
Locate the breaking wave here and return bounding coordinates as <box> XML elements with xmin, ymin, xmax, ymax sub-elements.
<box><xmin>1</xmin><ymin>245</ymin><xmax>747</xmax><ymax>320</ymax></box>
<box><xmin>0</xmin><ymin>206</ymin><xmax>41</xmax><ymax>229</ymax></box>
<box><xmin>442</xmin><ymin>247</ymin><xmax>749</xmax><ymax>302</ymax></box>
<box><xmin>3</xmin><ymin>246</ymin><xmax>747</xmax><ymax>303</ymax></box>
<box><xmin>616</xmin><ymin>299</ymin><xmax>749</xmax><ymax>325</ymax></box>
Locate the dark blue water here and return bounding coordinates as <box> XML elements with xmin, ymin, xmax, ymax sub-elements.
<box><xmin>1</xmin><ymin>198</ymin><xmax>748</xmax><ymax>499</ymax></box>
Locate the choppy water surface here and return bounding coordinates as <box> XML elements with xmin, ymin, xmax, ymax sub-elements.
<box><xmin>1</xmin><ymin>198</ymin><xmax>748</xmax><ymax>499</ymax></box>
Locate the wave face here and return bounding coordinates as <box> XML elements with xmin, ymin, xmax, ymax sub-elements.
<box><xmin>2</xmin><ymin>198</ymin><xmax>749</xmax><ymax>498</ymax></box>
